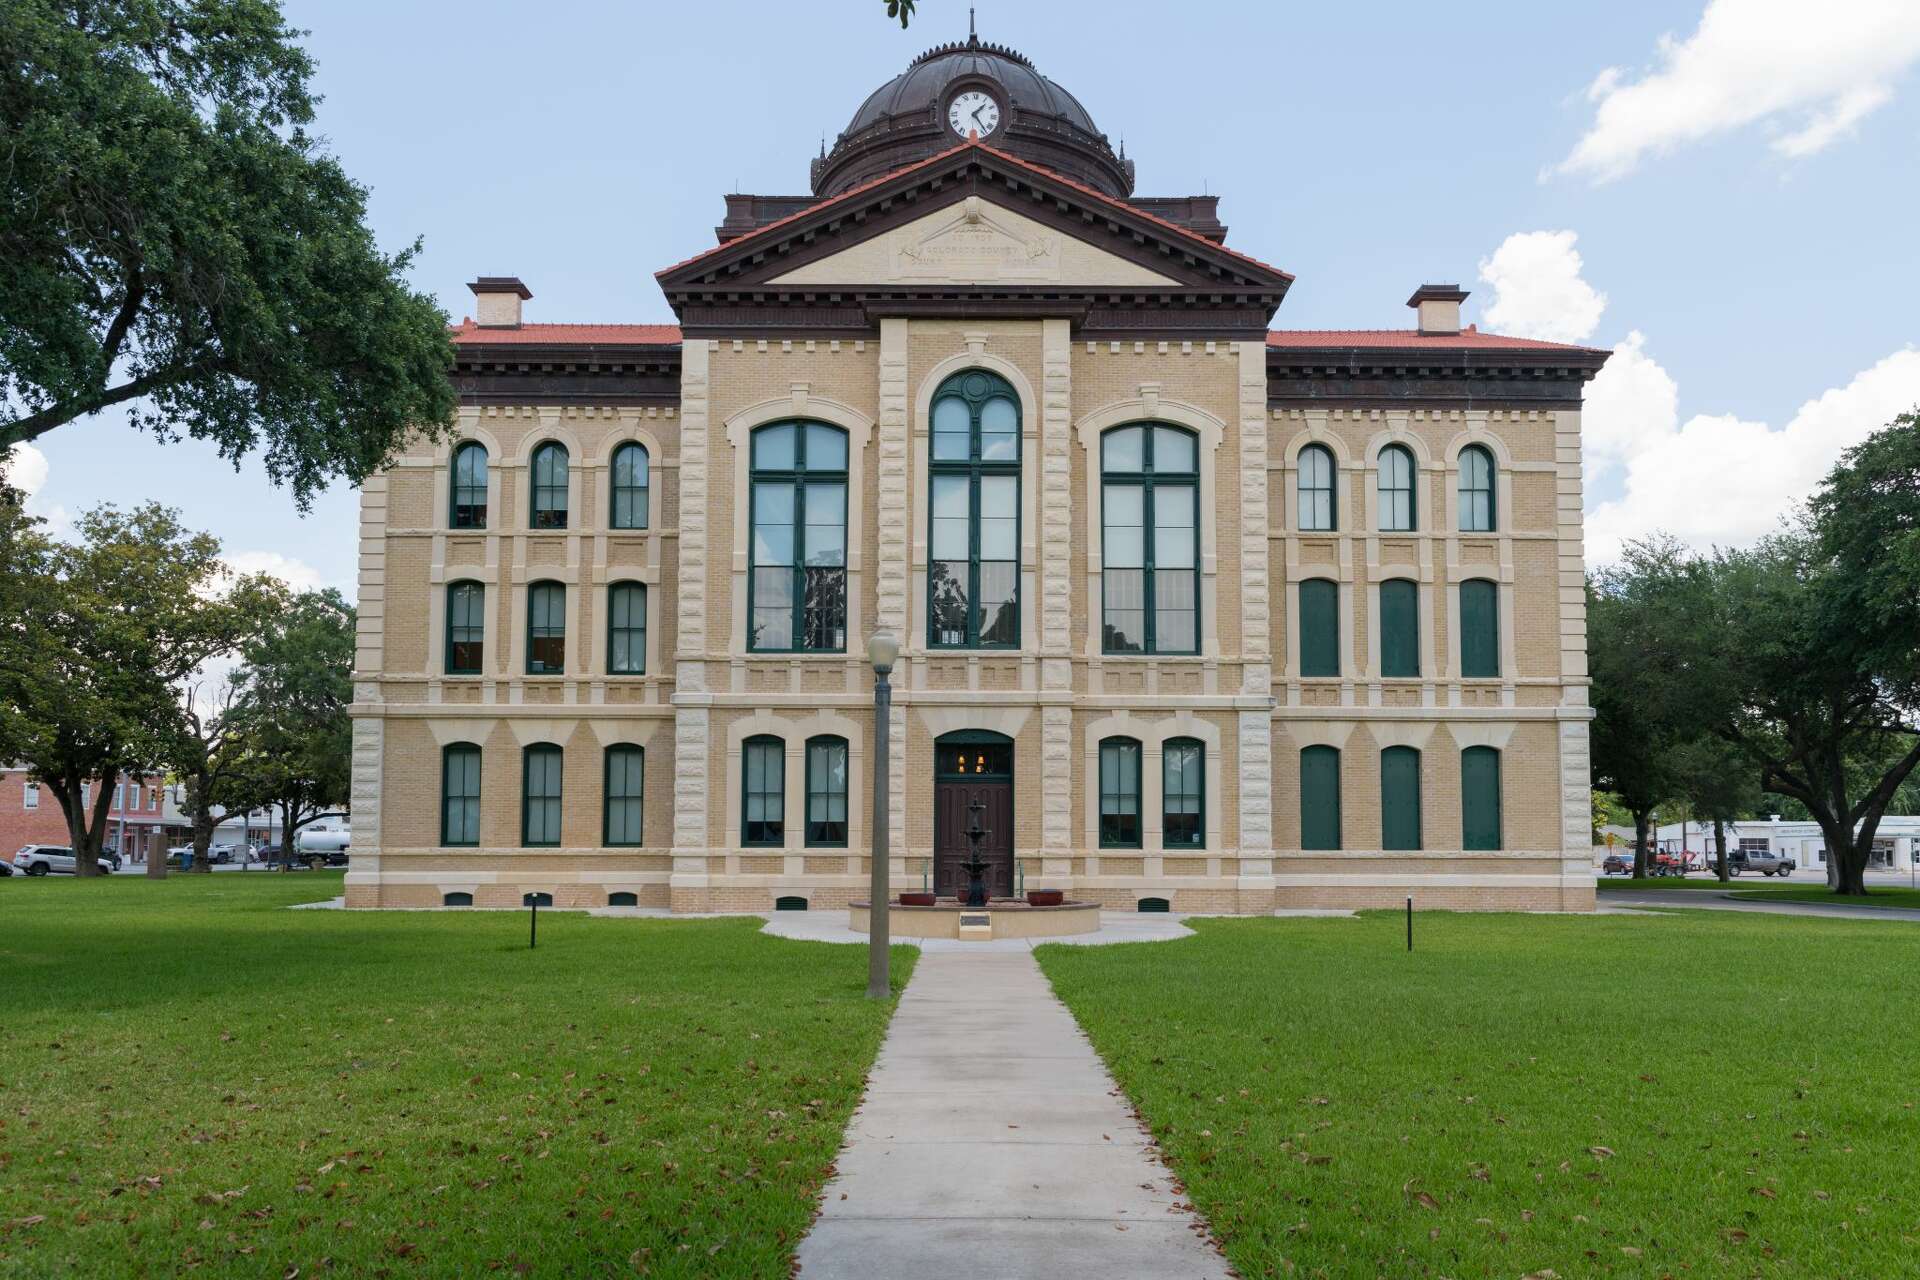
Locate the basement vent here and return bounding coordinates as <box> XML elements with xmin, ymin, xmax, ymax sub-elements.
<box><xmin>1137</xmin><ymin>896</ymin><xmax>1171</xmax><ymax>913</ymax></box>
<box><xmin>608</xmin><ymin>892</ymin><xmax>639</xmax><ymax>907</ymax></box>
<box><xmin>774</xmin><ymin>895</ymin><xmax>809</xmax><ymax>911</ymax></box>
<box><xmin>442</xmin><ymin>891</ymin><xmax>473</xmax><ymax>907</ymax></box>
<box><xmin>522</xmin><ymin>892</ymin><xmax>554</xmax><ymax>908</ymax></box>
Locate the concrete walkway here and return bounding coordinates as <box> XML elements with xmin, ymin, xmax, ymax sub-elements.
<box><xmin>761</xmin><ymin>909</ymin><xmax>1200</xmax><ymax>951</ymax></box>
<box><xmin>794</xmin><ymin>949</ymin><xmax>1230</xmax><ymax>1280</ymax></box>
<box><xmin>1600</xmin><ymin>889</ymin><xmax>1920</xmax><ymax>921</ymax></box>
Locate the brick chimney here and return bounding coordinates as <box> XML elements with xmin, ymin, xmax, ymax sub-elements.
<box><xmin>1407</xmin><ymin>283</ymin><xmax>1468</xmax><ymax>336</ymax></box>
<box><xmin>468</xmin><ymin>276</ymin><xmax>531</xmax><ymax>328</ymax></box>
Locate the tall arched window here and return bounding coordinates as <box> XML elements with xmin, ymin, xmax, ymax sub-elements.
<box><xmin>749</xmin><ymin>422</ymin><xmax>847</xmax><ymax>652</ymax></box>
<box><xmin>742</xmin><ymin>735</ymin><xmax>785</xmax><ymax>846</ymax></box>
<box><xmin>607</xmin><ymin>582</ymin><xmax>646</xmax><ymax>675</ymax></box>
<box><xmin>1300</xmin><ymin>745</ymin><xmax>1341</xmax><ymax>851</ymax></box>
<box><xmin>441</xmin><ymin>743</ymin><xmax>481</xmax><ymax>846</ymax></box>
<box><xmin>1379</xmin><ymin>578</ymin><xmax>1419</xmax><ymax>678</ymax></box>
<box><xmin>804</xmin><ymin>735</ymin><xmax>849</xmax><ymax>847</ymax></box>
<box><xmin>1461</xmin><ymin>746</ymin><xmax>1502</xmax><ymax>851</ymax></box>
<box><xmin>522</xmin><ymin>744</ymin><xmax>563</xmax><ymax>847</ymax></box>
<box><xmin>1380</xmin><ymin>746</ymin><xmax>1421</xmax><ymax>851</ymax></box>
<box><xmin>610</xmin><ymin>442</ymin><xmax>650</xmax><ymax>530</ymax></box>
<box><xmin>1298</xmin><ymin>444</ymin><xmax>1336</xmax><ymax>531</ymax></box>
<box><xmin>1378</xmin><ymin>444</ymin><xmax>1416</xmax><ymax>532</ymax></box>
<box><xmin>1162</xmin><ymin>738</ymin><xmax>1204</xmax><ymax>849</ymax></box>
<box><xmin>450</xmin><ymin>442</ymin><xmax>488</xmax><ymax>529</ymax></box>
<box><xmin>1459</xmin><ymin>578</ymin><xmax>1500</xmax><ymax>678</ymax></box>
<box><xmin>526</xmin><ymin>581</ymin><xmax>565</xmax><ymax>674</ymax></box>
<box><xmin>929</xmin><ymin>371</ymin><xmax>1020</xmax><ymax>648</ymax></box>
<box><xmin>530</xmin><ymin>442</ymin><xmax>569</xmax><ymax>529</ymax></box>
<box><xmin>1459</xmin><ymin>445</ymin><xmax>1495</xmax><ymax>532</ymax></box>
<box><xmin>445</xmin><ymin>581</ymin><xmax>485</xmax><ymax>674</ymax></box>
<box><xmin>1098</xmin><ymin>737</ymin><xmax>1143</xmax><ymax>847</ymax></box>
<box><xmin>604</xmin><ymin>744</ymin><xmax>644</xmax><ymax>847</ymax></box>
<box><xmin>1101</xmin><ymin>424</ymin><xmax>1199</xmax><ymax>654</ymax></box>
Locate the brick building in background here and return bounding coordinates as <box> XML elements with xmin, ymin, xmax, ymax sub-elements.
<box><xmin>346</xmin><ymin>32</ymin><xmax>1607</xmax><ymax>913</ymax></box>
<box><xmin>3</xmin><ymin>766</ymin><xmax>170</xmax><ymax>864</ymax></box>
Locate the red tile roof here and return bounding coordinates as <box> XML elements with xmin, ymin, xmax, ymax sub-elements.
<box><xmin>1266</xmin><ymin>326</ymin><xmax>1601</xmax><ymax>353</ymax></box>
<box><xmin>450</xmin><ymin>320</ymin><xmax>681</xmax><ymax>345</ymax></box>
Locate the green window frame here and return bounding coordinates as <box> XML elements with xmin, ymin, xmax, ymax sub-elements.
<box><xmin>928</xmin><ymin>370</ymin><xmax>1021</xmax><ymax>649</ymax></box>
<box><xmin>1098</xmin><ymin>737</ymin><xmax>1143</xmax><ymax>848</ymax></box>
<box><xmin>1162</xmin><ymin>737</ymin><xmax>1204</xmax><ymax>849</ymax></box>
<box><xmin>603</xmin><ymin>744</ymin><xmax>644</xmax><ymax>847</ymax></box>
<box><xmin>1379</xmin><ymin>578</ymin><xmax>1419</xmax><ymax>678</ymax></box>
<box><xmin>1299</xmin><ymin>578</ymin><xmax>1339</xmax><ymax>677</ymax></box>
<box><xmin>748</xmin><ymin>422</ymin><xmax>848</xmax><ymax>652</ymax></box>
<box><xmin>1378</xmin><ymin>444</ymin><xmax>1416</xmax><ymax>531</ymax></box>
<box><xmin>610</xmin><ymin>442</ymin><xmax>649</xmax><ymax>530</ymax></box>
<box><xmin>446</xmin><ymin>580</ymin><xmax>485</xmax><ymax>675</ymax></box>
<box><xmin>1101</xmin><ymin>424</ymin><xmax>1199</xmax><ymax>654</ymax></box>
<box><xmin>1380</xmin><ymin>746</ymin><xmax>1422</xmax><ymax>851</ymax></box>
<box><xmin>742</xmin><ymin>735</ymin><xmax>785</xmax><ymax>847</ymax></box>
<box><xmin>450</xmin><ymin>442</ymin><xmax>488</xmax><ymax>529</ymax></box>
<box><xmin>1461</xmin><ymin>746</ymin><xmax>1502</xmax><ymax>851</ymax></box>
<box><xmin>522</xmin><ymin>743</ymin><xmax>563</xmax><ymax>847</ymax></box>
<box><xmin>1460</xmin><ymin>578</ymin><xmax>1500</xmax><ymax>678</ymax></box>
<box><xmin>530</xmin><ymin>441</ymin><xmax>569</xmax><ymax>530</ymax></box>
<box><xmin>441</xmin><ymin>743</ymin><xmax>481</xmax><ymax>847</ymax></box>
<box><xmin>1459</xmin><ymin>445</ymin><xmax>1495</xmax><ymax>532</ymax></box>
<box><xmin>1300</xmin><ymin>745</ymin><xmax>1341</xmax><ymax>851</ymax></box>
<box><xmin>526</xmin><ymin>580</ymin><xmax>565</xmax><ymax>674</ymax></box>
<box><xmin>607</xmin><ymin>581</ymin><xmax>646</xmax><ymax>675</ymax></box>
<box><xmin>1298</xmin><ymin>443</ymin><xmax>1336</xmax><ymax>531</ymax></box>
<box><xmin>804</xmin><ymin>735</ymin><xmax>849</xmax><ymax>848</ymax></box>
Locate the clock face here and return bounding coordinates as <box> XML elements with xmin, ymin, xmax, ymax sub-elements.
<box><xmin>947</xmin><ymin>90</ymin><xmax>1001</xmax><ymax>138</ymax></box>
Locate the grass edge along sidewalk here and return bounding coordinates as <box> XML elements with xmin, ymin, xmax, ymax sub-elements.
<box><xmin>1597</xmin><ymin>877</ymin><xmax>1920</xmax><ymax>909</ymax></box>
<box><xmin>0</xmin><ymin>872</ymin><xmax>914</xmax><ymax>1278</ymax></box>
<box><xmin>1037</xmin><ymin>912</ymin><xmax>1920</xmax><ymax>1279</ymax></box>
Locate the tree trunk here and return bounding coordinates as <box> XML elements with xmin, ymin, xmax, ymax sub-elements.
<box><xmin>1714</xmin><ymin>817</ymin><xmax>1729</xmax><ymax>882</ymax></box>
<box><xmin>1836</xmin><ymin>837</ymin><xmax>1871</xmax><ymax>895</ymax></box>
<box><xmin>1632</xmin><ymin>809</ymin><xmax>1652</xmax><ymax>878</ymax></box>
<box><xmin>190</xmin><ymin>804</ymin><xmax>218</xmax><ymax>874</ymax></box>
<box><xmin>146</xmin><ymin>824</ymin><xmax>167</xmax><ymax>879</ymax></box>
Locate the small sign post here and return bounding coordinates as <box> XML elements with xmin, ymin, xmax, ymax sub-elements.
<box><xmin>1405</xmin><ymin>895</ymin><xmax>1413</xmax><ymax>952</ymax></box>
<box><xmin>530</xmin><ymin>897</ymin><xmax>538</xmax><ymax>950</ymax></box>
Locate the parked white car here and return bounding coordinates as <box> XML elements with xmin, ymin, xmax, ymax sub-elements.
<box><xmin>12</xmin><ymin>844</ymin><xmax>115</xmax><ymax>876</ymax></box>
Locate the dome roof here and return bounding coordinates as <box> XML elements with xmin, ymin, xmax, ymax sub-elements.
<box><xmin>812</xmin><ymin>33</ymin><xmax>1133</xmax><ymax>199</ymax></box>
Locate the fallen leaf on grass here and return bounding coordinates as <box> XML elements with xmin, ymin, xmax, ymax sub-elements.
<box><xmin>1586</xmin><ymin>1146</ymin><xmax>1614</xmax><ymax>1160</ymax></box>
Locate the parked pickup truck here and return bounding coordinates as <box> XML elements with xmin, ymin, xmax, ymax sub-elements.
<box><xmin>1731</xmin><ymin>848</ymin><xmax>1796</xmax><ymax>877</ymax></box>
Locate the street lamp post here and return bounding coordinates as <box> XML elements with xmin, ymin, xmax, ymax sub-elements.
<box><xmin>866</xmin><ymin>631</ymin><xmax>899</xmax><ymax>1000</ymax></box>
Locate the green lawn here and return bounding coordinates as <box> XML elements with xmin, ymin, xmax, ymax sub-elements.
<box><xmin>1597</xmin><ymin>876</ymin><xmax>1920</xmax><ymax>909</ymax></box>
<box><xmin>1038</xmin><ymin>913</ymin><xmax>1920</xmax><ymax>1279</ymax></box>
<box><xmin>0</xmin><ymin>873</ymin><xmax>912</xmax><ymax>1278</ymax></box>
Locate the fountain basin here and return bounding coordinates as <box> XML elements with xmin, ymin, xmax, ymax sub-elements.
<box><xmin>849</xmin><ymin>897</ymin><xmax>1100</xmax><ymax>941</ymax></box>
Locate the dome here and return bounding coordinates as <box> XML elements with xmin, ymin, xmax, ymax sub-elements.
<box><xmin>812</xmin><ymin>32</ymin><xmax>1133</xmax><ymax>198</ymax></box>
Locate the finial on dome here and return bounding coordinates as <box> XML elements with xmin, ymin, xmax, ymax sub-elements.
<box><xmin>968</xmin><ymin>6</ymin><xmax>978</xmax><ymax>44</ymax></box>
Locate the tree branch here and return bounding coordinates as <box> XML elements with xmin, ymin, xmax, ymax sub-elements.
<box><xmin>0</xmin><ymin>361</ymin><xmax>222</xmax><ymax>448</ymax></box>
<box><xmin>99</xmin><ymin>265</ymin><xmax>147</xmax><ymax>369</ymax></box>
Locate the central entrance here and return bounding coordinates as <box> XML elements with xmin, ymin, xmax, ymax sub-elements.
<box><xmin>933</xmin><ymin>730</ymin><xmax>1015</xmax><ymax>899</ymax></box>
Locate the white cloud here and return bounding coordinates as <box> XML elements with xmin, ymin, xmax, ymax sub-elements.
<box><xmin>225</xmin><ymin>549</ymin><xmax>329</xmax><ymax>594</ymax></box>
<box><xmin>1478</xmin><ymin>231</ymin><xmax>1608</xmax><ymax>344</ymax></box>
<box><xmin>1581</xmin><ymin>331</ymin><xmax>1680</xmax><ymax>484</ymax></box>
<box><xmin>4</xmin><ymin>442</ymin><xmax>49</xmax><ymax>498</ymax></box>
<box><xmin>1557</xmin><ymin>0</ymin><xmax>1920</xmax><ymax>182</ymax></box>
<box><xmin>1586</xmin><ymin>348</ymin><xmax>1920</xmax><ymax>563</ymax></box>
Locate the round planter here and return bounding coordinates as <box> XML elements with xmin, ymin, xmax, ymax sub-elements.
<box><xmin>1025</xmin><ymin>889</ymin><xmax>1065</xmax><ymax>907</ymax></box>
<box><xmin>898</xmin><ymin>892</ymin><xmax>938</xmax><ymax>907</ymax></box>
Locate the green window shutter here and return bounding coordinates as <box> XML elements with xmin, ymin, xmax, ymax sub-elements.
<box><xmin>1380</xmin><ymin>746</ymin><xmax>1422</xmax><ymax>851</ymax></box>
<box><xmin>1460</xmin><ymin>579</ymin><xmax>1499</xmax><ymax>678</ymax></box>
<box><xmin>1300</xmin><ymin>746</ymin><xmax>1341</xmax><ymax>851</ymax></box>
<box><xmin>1299</xmin><ymin>579</ymin><xmax>1339</xmax><ymax>677</ymax></box>
<box><xmin>1461</xmin><ymin>747</ymin><xmax>1503</xmax><ymax>851</ymax></box>
<box><xmin>1379</xmin><ymin>578</ymin><xmax>1419</xmax><ymax>677</ymax></box>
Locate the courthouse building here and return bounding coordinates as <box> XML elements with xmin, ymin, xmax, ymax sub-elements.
<box><xmin>345</xmin><ymin>32</ymin><xmax>1607</xmax><ymax>913</ymax></box>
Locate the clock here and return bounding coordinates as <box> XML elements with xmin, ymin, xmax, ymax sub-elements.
<box><xmin>947</xmin><ymin>90</ymin><xmax>1001</xmax><ymax>139</ymax></box>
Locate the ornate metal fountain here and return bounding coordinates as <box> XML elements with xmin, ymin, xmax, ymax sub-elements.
<box><xmin>959</xmin><ymin>799</ymin><xmax>993</xmax><ymax>908</ymax></box>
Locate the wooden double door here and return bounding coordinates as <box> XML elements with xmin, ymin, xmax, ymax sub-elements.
<box><xmin>934</xmin><ymin>777</ymin><xmax>1014</xmax><ymax>899</ymax></box>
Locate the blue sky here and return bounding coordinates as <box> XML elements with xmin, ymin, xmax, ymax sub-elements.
<box><xmin>14</xmin><ymin>0</ymin><xmax>1920</xmax><ymax>589</ymax></box>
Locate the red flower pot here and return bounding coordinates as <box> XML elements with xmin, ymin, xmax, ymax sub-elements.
<box><xmin>899</xmin><ymin>892</ymin><xmax>937</xmax><ymax>906</ymax></box>
<box><xmin>1026</xmin><ymin>889</ymin><xmax>1064</xmax><ymax>907</ymax></box>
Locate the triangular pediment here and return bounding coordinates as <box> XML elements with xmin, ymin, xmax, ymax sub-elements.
<box><xmin>768</xmin><ymin>195</ymin><xmax>1179</xmax><ymax>288</ymax></box>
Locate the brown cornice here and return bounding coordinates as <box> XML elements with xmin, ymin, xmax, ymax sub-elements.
<box><xmin>1266</xmin><ymin>343</ymin><xmax>1611</xmax><ymax>410</ymax></box>
<box><xmin>452</xmin><ymin>342</ymin><xmax>681</xmax><ymax>406</ymax></box>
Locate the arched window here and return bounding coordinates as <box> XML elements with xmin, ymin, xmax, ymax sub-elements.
<box><xmin>1379</xmin><ymin>578</ymin><xmax>1419</xmax><ymax>678</ymax></box>
<box><xmin>742</xmin><ymin>735</ymin><xmax>785</xmax><ymax>846</ymax></box>
<box><xmin>1101</xmin><ymin>424</ymin><xmax>1199</xmax><ymax>654</ymax></box>
<box><xmin>1163</xmin><ymin>738</ymin><xmax>1204</xmax><ymax>849</ymax></box>
<box><xmin>450</xmin><ymin>442</ymin><xmax>488</xmax><ymax>529</ymax></box>
<box><xmin>530</xmin><ymin>442</ymin><xmax>569</xmax><ymax>529</ymax></box>
<box><xmin>521</xmin><ymin>744</ymin><xmax>563</xmax><ymax>847</ymax></box>
<box><xmin>929</xmin><ymin>371</ymin><xmax>1020</xmax><ymax>648</ymax></box>
<box><xmin>441</xmin><ymin>743</ymin><xmax>481</xmax><ymax>847</ymax></box>
<box><xmin>749</xmin><ymin>422</ymin><xmax>847</xmax><ymax>652</ymax></box>
<box><xmin>1459</xmin><ymin>445</ymin><xmax>1495</xmax><ymax>532</ymax></box>
<box><xmin>1380</xmin><ymin>746</ymin><xmax>1421</xmax><ymax>851</ymax></box>
<box><xmin>1098</xmin><ymin>737</ymin><xmax>1143</xmax><ymax>848</ymax></box>
<box><xmin>1459</xmin><ymin>578</ymin><xmax>1500</xmax><ymax>678</ymax></box>
<box><xmin>1300</xmin><ymin>745</ymin><xmax>1341</xmax><ymax>851</ymax></box>
<box><xmin>1298</xmin><ymin>444</ymin><xmax>1336</xmax><ymax>531</ymax></box>
<box><xmin>526</xmin><ymin>581</ymin><xmax>565</xmax><ymax>674</ymax></box>
<box><xmin>607</xmin><ymin>582</ymin><xmax>646</xmax><ymax>675</ymax></box>
<box><xmin>1378</xmin><ymin>444</ymin><xmax>1416</xmax><ymax>532</ymax></box>
<box><xmin>442</xmin><ymin>891</ymin><xmax>473</xmax><ymax>907</ymax></box>
<box><xmin>610</xmin><ymin>442</ymin><xmax>650</xmax><ymax>529</ymax></box>
<box><xmin>805</xmin><ymin>735</ymin><xmax>849</xmax><ymax>847</ymax></box>
<box><xmin>445</xmin><ymin>581</ymin><xmax>485</xmax><ymax>674</ymax></box>
<box><xmin>1461</xmin><ymin>746</ymin><xmax>1502</xmax><ymax>851</ymax></box>
<box><xmin>604</xmin><ymin>744</ymin><xmax>644</xmax><ymax>846</ymax></box>
<box><xmin>1299</xmin><ymin>578</ymin><xmax>1339</xmax><ymax>677</ymax></box>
